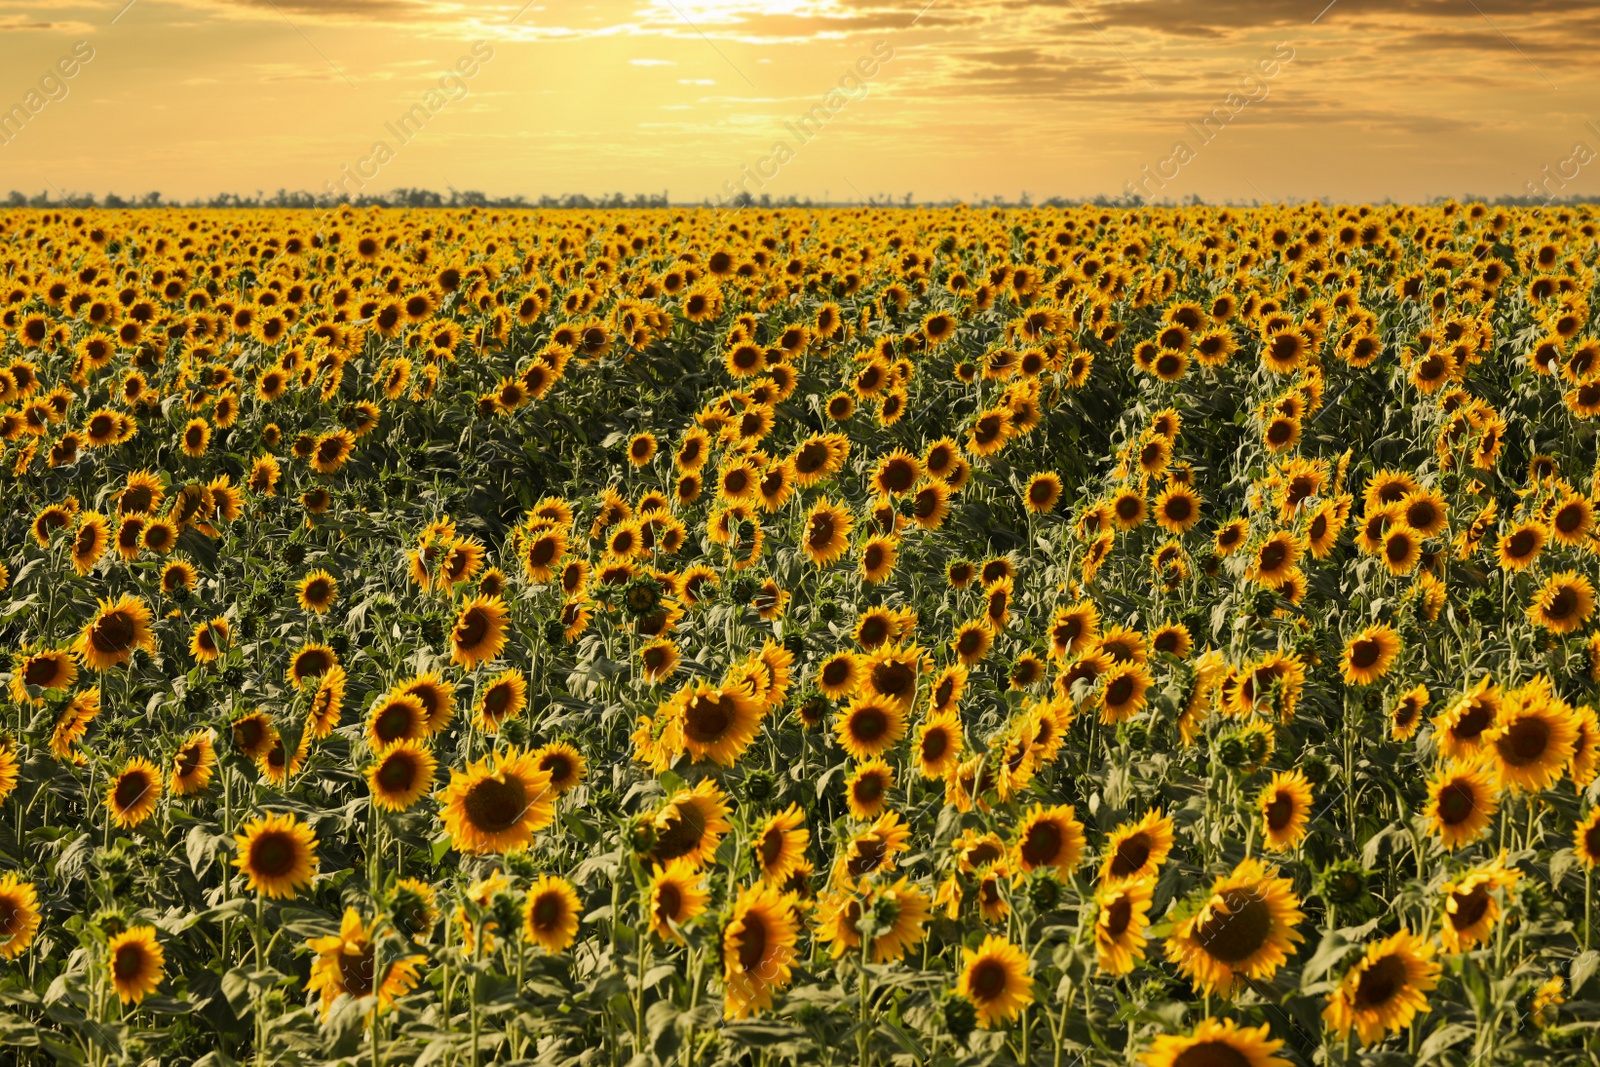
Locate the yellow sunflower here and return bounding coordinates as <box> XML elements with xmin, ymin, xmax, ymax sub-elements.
<box><xmin>722</xmin><ymin>882</ymin><xmax>799</xmax><ymax>1020</ymax></box>
<box><xmin>449</xmin><ymin>595</ymin><xmax>509</xmax><ymax>670</ymax></box>
<box><xmin>232</xmin><ymin>812</ymin><xmax>320</xmax><ymax>899</ymax></box>
<box><xmin>305</xmin><ymin>908</ymin><xmax>424</xmax><ymax>1017</ymax></box>
<box><xmin>1340</xmin><ymin>624</ymin><xmax>1400</xmax><ymax>686</ymax></box>
<box><xmin>523</xmin><ymin>874</ymin><xmax>581</xmax><ymax>953</ymax></box>
<box><xmin>651</xmin><ymin>780</ymin><xmax>733</xmax><ymax>868</ymax></box>
<box><xmin>436</xmin><ymin>747</ymin><xmax>556</xmax><ymax>854</ymax></box>
<box><xmin>752</xmin><ymin>802</ymin><xmax>810</xmax><ymax>884</ymax></box>
<box><xmin>366</xmin><ymin>740</ymin><xmax>437</xmax><ymax>812</ymax></box>
<box><xmin>1012</xmin><ymin>803</ymin><xmax>1086</xmax><ymax>877</ymax></box>
<box><xmin>648</xmin><ymin>859</ymin><xmax>710</xmax><ymax>943</ymax></box>
<box><xmin>1101</xmin><ymin>809</ymin><xmax>1175</xmax><ymax>884</ymax></box>
<box><xmin>1164</xmin><ymin>857</ymin><xmax>1305</xmax><ymax>997</ymax></box>
<box><xmin>107</xmin><ymin>926</ymin><xmax>165</xmax><ymax>1005</ymax></box>
<box><xmin>1139</xmin><ymin>1017</ymin><xmax>1290</xmax><ymax>1067</ymax></box>
<box><xmin>74</xmin><ymin>594</ymin><xmax>155</xmax><ymax>670</ymax></box>
<box><xmin>1323</xmin><ymin>929</ymin><xmax>1439</xmax><ymax>1046</ymax></box>
<box><xmin>956</xmin><ymin>935</ymin><xmax>1033</xmax><ymax>1028</ymax></box>
<box><xmin>0</xmin><ymin>875</ymin><xmax>42</xmax><ymax>959</ymax></box>
<box><xmin>107</xmin><ymin>757</ymin><xmax>162</xmax><ymax>828</ymax></box>
<box><xmin>1438</xmin><ymin>854</ymin><xmax>1520</xmax><ymax>953</ymax></box>
<box><xmin>1258</xmin><ymin>769</ymin><xmax>1314</xmax><ymax>851</ymax></box>
<box><xmin>1425</xmin><ymin>758</ymin><xmax>1500</xmax><ymax>850</ymax></box>
<box><xmin>1095</xmin><ymin>875</ymin><xmax>1154</xmax><ymax>976</ymax></box>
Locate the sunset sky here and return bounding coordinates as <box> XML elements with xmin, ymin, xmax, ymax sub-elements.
<box><xmin>0</xmin><ymin>0</ymin><xmax>1595</xmax><ymax>204</ymax></box>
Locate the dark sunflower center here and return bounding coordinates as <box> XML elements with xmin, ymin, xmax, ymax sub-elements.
<box><xmin>683</xmin><ymin>694</ymin><xmax>735</xmax><ymax>743</ymax></box>
<box><xmin>921</xmin><ymin>728</ymin><xmax>948</xmax><ymax>762</ymax></box>
<box><xmin>532</xmin><ymin>894</ymin><xmax>562</xmax><ymax>930</ymax></box>
<box><xmin>848</xmin><ymin>837</ymin><xmax>887</xmax><ymax>877</ymax></box>
<box><xmin>23</xmin><ymin>658</ymin><xmax>59</xmax><ymax>686</ymax></box>
<box><xmin>1194</xmin><ymin>889</ymin><xmax>1273</xmax><ymax>964</ymax></box>
<box><xmin>456</xmin><ymin>609</ymin><xmax>490</xmax><ymax>649</ymax></box>
<box><xmin>655</xmin><ymin>882</ymin><xmax>683</xmax><ymax>924</ymax></box>
<box><xmin>113</xmin><ymin>771</ymin><xmax>152</xmax><ymax>812</ymax></box>
<box><xmin>1545</xmin><ymin>588</ymin><xmax>1577</xmax><ymax>620</ymax></box>
<box><xmin>338</xmin><ymin>946</ymin><xmax>376</xmax><ymax>996</ymax></box>
<box><xmin>374</xmin><ymin>704</ymin><xmax>415</xmax><ymax>744</ymax></box>
<box><xmin>1103</xmin><ymin>896</ymin><xmax>1133</xmax><ymax>939</ymax></box>
<box><xmin>654</xmin><ymin>803</ymin><xmax>708</xmax><ymax>861</ymax></box>
<box><xmin>1353</xmin><ymin>953</ymin><xmax>1407</xmax><ymax>1009</ymax></box>
<box><xmin>1259</xmin><ymin>543</ymin><xmax>1286</xmax><ymax>571</ymax></box>
<box><xmin>462</xmin><ymin>774</ymin><xmax>528</xmax><ymax>834</ymax></box>
<box><xmin>850</xmin><ymin>706</ymin><xmax>888</xmax><ymax>743</ymax></box>
<box><xmin>377</xmin><ymin>753</ymin><xmax>418</xmax><ymax>792</ymax></box>
<box><xmin>807</xmin><ymin>515</ymin><xmax>835</xmax><ymax>549</ymax></box>
<box><xmin>1500</xmin><ymin>717</ymin><xmax>1550</xmax><ymax>764</ymax></box>
<box><xmin>1350</xmin><ymin>639</ymin><xmax>1381</xmax><ymax>669</ymax></box>
<box><xmin>1453</xmin><ymin>701</ymin><xmax>1492</xmax><ymax>740</ymax></box>
<box><xmin>1170</xmin><ymin>1043</ymin><xmax>1253</xmax><ymax>1067</ymax></box>
<box><xmin>1265</xmin><ymin>793</ymin><xmax>1295</xmax><ymax>831</ymax></box>
<box><xmin>91</xmin><ymin>610</ymin><xmax>137</xmax><ymax>654</ymax></box>
<box><xmin>1448</xmin><ymin>886</ymin><xmax>1491</xmax><ymax>932</ymax></box>
<box><xmin>968</xmin><ymin>958</ymin><xmax>1009</xmax><ymax>1002</ymax></box>
<box><xmin>736</xmin><ymin>913</ymin><xmax>768</xmax><ymax>972</ymax></box>
<box><xmin>177</xmin><ymin>744</ymin><xmax>203</xmax><ymax>777</ymax></box>
<box><xmin>1021</xmin><ymin>821</ymin><xmax>1063</xmax><ymax>867</ymax></box>
<box><xmin>1109</xmin><ymin>833</ymin><xmax>1152</xmax><ymax>879</ymax></box>
<box><xmin>870</xmin><ymin>661</ymin><xmax>914</xmax><ymax>700</ymax></box>
<box><xmin>1508</xmin><ymin>530</ymin><xmax>1536</xmax><ymax>557</ymax></box>
<box><xmin>1105</xmin><ymin>676</ymin><xmax>1135</xmax><ymax>707</ymax></box>
<box><xmin>1437</xmin><ymin>781</ymin><xmax>1477</xmax><ymax>826</ymax></box>
<box><xmin>112</xmin><ymin>942</ymin><xmax>149</xmax><ymax>983</ymax></box>
<box><xmin>854</xmin><ymin>773</ymin><xmax>885</xmax><ymax>803</ymax></box>
<box><xmin>251</xmin><ymin>832</ymin><xmax>297</xmax><ymax>877</ymax></box>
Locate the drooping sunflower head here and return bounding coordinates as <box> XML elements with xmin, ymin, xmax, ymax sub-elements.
<box><xmin>1323</xmin><ymin>929</ymin><xmax>1440</xmax><ymax>1046</ymax></box>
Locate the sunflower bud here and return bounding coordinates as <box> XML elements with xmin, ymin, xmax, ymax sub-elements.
<box><xmin>782</xmin><ymin>632</ymin><xmax>805</xmax><ymax>658</ymax></box>
<box><xmin>1214</xmin><ymin>733</ymin><xmax>1248</xmax><ymax>770</ymax></box>
<box><xmin>542</xmin><ymin>618</ymin><xmax>567</xmax><ymax>646</ymax></box>
<box><xmin>91</xmin><ymin>906</ymin><xmax>128</xmax><ymax>938</ymax></box>
<box><xmin>627</xmin><ymin>815</ymin><xmax>658</xmax><ymax>855</ymax></box>
<box><xmin>284</xmin><ymin>543</ymin><xmax>306</xmax><ymax>567</ymax></box>
<box><xmin>621</xmin><ymin>576</ymin><xmax>664</xmax><ymax>618</ymax></box>
<box><xmin>1315</xmin><ymin>858</ymin><xmax>1373</xmax><ymax>909</ymax></box>
<box><xmin>1027</xmin><ymin>873</ymin><xmax>1062</xmax><ymax>914</ymax></box>
<box><xmin>1299</xmin><ymin>751</ymin><xmax>1330</xmax><ymax>787</ymax></box>
<box><xmin>1118</xmin><ymin>720</ymin><xmax>1149</xmax><ymax>751</ymax></box>
<box><xmin>741</xmin><ymin>769</ymin><xmax>777</xmax><ymax>806</ymax></box>
<box><xmin>504</xmin><ymin>851</ymin><xmax>539</xmax><ymax>878</ymax></box>
<box><xmin>817</xmin><ymin>599</ymin><xmax>841</xmax><ymax>622</ymax></box>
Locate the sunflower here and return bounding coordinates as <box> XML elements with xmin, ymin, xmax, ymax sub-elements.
<box><xmin>438</xmin><ymin>747</ymin><xmax>555</xmax><ymax>854</ymax></box>
<box><xmin>1323</xmin><ymin>929</ymin><xmax>1440</xmax><ymax>1046</ymax></box>
<box><xmin>834</xmin><ymin>810</ymin><xmax>912</xmax><ymax>886</ymax></box>
<box><xmin>399</xmin><ymin>672</ymin><xmax>456</xmax><ymax>735</ymax></box>
<box><xmin>648</xmin><ymin>859</ymin><xmax>710</xmax><ymax>942</ymax></box>
<box><xmin>1574</xmin><ymin>807</ymin><xmax>1600</xmax><ymax>868</ymax></box>
<box><xmin>1438</xmin><ymin>855</ymin><xmax>1520</xmax><ymax>953</ymax></box>
<box><xmin>1488</xmin><ymin>677</ymin><xmax>1578</xmax><ymax>792</ymax></box>
<box><xmin>367</xmin><ymin>692</ymin><xmax>429</xmax><ymax>751</ymax></box>
<box><xmin>1094</xmin><ymin>876</ymin><xmax>1153</xmax><ymax>976</ymax></box>
<box><xmin>816</xmin><ymin>877</ymin><xmax>930</xmax><ymax>963</ymax></box>
<box><xmin>836</xmin><ymin>695</ymin><xmax>907</xmax><ymax>761</ymax></box>
<box><xmin>1154</xmin><ymin>484</ymin><xmax>1202</xmax><ymax>534</ymax></box>
<box><xmin>723</xmin><ymin>882</ymin><xmax>799</xmax><ymax>1019</ymax></box>
<box><xmin>170</xmin><ymin>728</ymin><xmax>217</xmax><ymax>796</ymax></box>
<box><xmin>861</xmin><ymin>643</ymin><xmax>922</xmax><ymax>712</ymax></box>
<box><xmin>367</xmin><ymin>740</ymin><xmax>437</xmax><ymax>812</ymax></box>
<box><xmin>523</xmin><ymin>874</ymin><xmax>581</xmax><ymax>953</ymax></box>
<box><xmin>107</xmin><ymin>926</ymin><xmax>165</xmax><ymax>1005</ymax></box>
<box><xmin>1024</xmin><ymin>472</ymin><xmax>1062</xmax><ymax>514</ymax></box>
<box><xmin>1390</xmin><ymin>684</ymin><xmax>1430</xmax><ymax>741</ymax></box>
<box><xmin>532</xmin><ymin>741</ymin><xmax>586</xmax><ymax>796</ymax></box>
<box><xmin>1528</xmin><ymin>571</ymin><xmax>1596</xmax><ymax>634</ymax></box>
<box><xmin>74</xmin><ymin>594</ymin><xmax>155</xmax><ymax>670</ymax></box>
<box><xmin>296</xmin><ymin>569</ymin><xmax>338</xmax><ymax>614</ymax></box>
<box><xmin>1425</xmin><ymin>758</ymin><xmax>1500</xmax><ymax>850</ymax></box>
<box><xmin>1340</xmin><ymin>623</ymin><xmax>1401</xmax><ymax>686</ymax></box>
<box><xmin>1248</xmin><ymin>531</ymin><xmax>1300</xmax><ymax>588</ymax></box>
<box><xmin>815</xmin><ymin>650</ymin><xmax>863</xmax><ymax>699</ymax></box>
<box><xmin>1101</xmin><ymin>810</ymin><xmax>1175</xmax><ymax>883</ymax></box>
<box><xmin>9</xmin><ymin>647</ymin><xmax>76</xmax><ymax>703</ymax></box>
<box><xmin>661</xmin><ymin>680</ymin><xmax>764</xmax><ymax>767</ymax></box>
<box><xmin>859</xmin><ymin>535</ymin><xmax>898</xmax><ymax>583</ymax></box>
<box><xmin>189</xmin><ymin>615</ymin><xmax>230</xmax><ymax>664</ymax></box>
<box><xmin>1494</xmin><ymin>520</ymin><xmax>1547</xmax><ymax>571</ymax></box>
<box><xmin>651</xmin><ymin>780</ymin><xmax>732</xmax><ymax>868</ymax></box>
<box><xmin>752</xmin><ymin>802</ymin><xmax>810</xmax><ymax>884</ymax></box>
<box><xmin>951</xmin><ymin>620</ymin><xmax>994</xmax><ymax>666</ymax></box>
<box><xmin>305</xmin><ymin>908</ymin><xmax>424</xmax><ymax>1017</ymax></box>
<box><xmin>473</xmin><ymin>668</ymin><xmax>527</xmax><ymax>733</ymax></box>
<box><xmin>233</xmin><ymin>812</ymin><xmax>320</xmax><ymax>898</ymax></box>
<box><xmin>1139</xmin><ymin>1017</ymin><xmax>1290</xmax><ymax>1067</ymax></box>
<box><xmin>0</xmin><ymin>874</ymin><xmax>41</xmax><ymax>959</ymax></box>
<box><xmin>107</xmin><ymin>757</ymin><xmax>162</xmax><ymax>828</ymax></box>
<box><xmin>1098</xmin><ymin>662</ymin><xmax>1152</xmax><ymax>724</ymax></box>
<box><xmin>627</xmin><ymin>432</ymin><xmax>657</xmax><ymax>467</ymax></box>
<box><xmin>1258</xmin><ymin>769</ymin><xmax>1313</xmax><ymax>850</ymax></box>
<box><xmin>450</xmin><ymin>595</ymin><xmax>509</xmax><ymax>669</ymax></box>
<box><xmin>1434</xmin><ymin>676</ymin><xmax>1500</xmax><ymax>762</ymax></box>
<box><xmin>287</xmin><ymin>642</ymin><xmax>337</xmax><ymax>688</ymax></box>
<box><xmin>70</xmin><ymin>512</ymin><xmax>108</xmax><ymax>574</ymax></box>
<box><xmin>914</xmin><ymin>709</ymin><xmax>964</xmax><ymax>779</ymax></box>
<box><xmin>956</xmin><ymin>935</ymin><xmax>1033</xmax><ymax>1028</ymax></box>
<box><xmin>1012</xmin><ymin>803</ymin><xmax>1086</xmax><ymax>877</ymax></box>
<box><xmin>1164</xmin><ymin>857</ymin><xmax>1305</xmax><ymax>997</ymax></box>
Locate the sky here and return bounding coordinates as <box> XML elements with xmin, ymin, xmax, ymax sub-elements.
<box><xmin>0</xmin><ymin>0</ymin><xmax>1596</xmax><ymax>205</ymax></box>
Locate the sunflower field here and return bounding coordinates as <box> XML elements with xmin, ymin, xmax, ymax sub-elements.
<box><xmin>0</xmin><ymin>201</ymin><xmax>1597</xmax><ymax>1067</ymax></box>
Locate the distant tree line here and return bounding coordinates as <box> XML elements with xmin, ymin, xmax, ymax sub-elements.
<box><xmin>5</xmin><ymin>188</ymin><xmax>1598</xmax><ymax>211</ymax></box>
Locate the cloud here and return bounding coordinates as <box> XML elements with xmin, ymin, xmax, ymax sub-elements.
<box><xmin>0</xmin><ymin>15</ymin><xmax>94</xmax><ymax>31</ymax></box>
